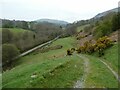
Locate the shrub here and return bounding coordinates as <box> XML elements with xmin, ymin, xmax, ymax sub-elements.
<box><xmin>94</xmin><ymin>43</ymin><xmax>105</xmax><ymax>57</ymax></box>
<box><xmin>2</xmin><ymin>44</ymin><xmax>20</xmax><ymax>65</ymax></box>
<box><xmin>76</xmin><ymin>35</ymin><xmax>86</xmax><ymax>40</ymax></box>
<box><xmin>95</xmin><ymin>36</ymin><xmax>113</xmax><ymax>56</ymax></box>
<box><xmin>86</xmin><ymin>44</ymin><xmax>95</xmax><ymax>54</ymax></box>
<box><xmin>76</xmin><ymin>47</ymin><xmax>81</xmax><ymax>53</ymax></box>
<box><xmin>71</xmin><ymin>48</ymin><xmax>75</xmax><ymax>53</ymax></box>
<box><xmin>76</xmin><ymin>36</ymin><xmax>113</xmax><ymax>56</ymax></box>
<box><xmin>96</xmin><ymin>36</ymin><xmax>113</xmax><ymax>48</ymax></box>
<box><xmin>67</xmin><ymin>49</ymin><xmax>72</xmax><ymax>55</ymax></box>
<box><xmin>76</xmin><ymin>46</ymin><xmax>86</xmax><ymax>53</ymax></box>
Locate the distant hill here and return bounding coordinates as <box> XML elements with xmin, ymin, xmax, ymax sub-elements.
<box><xmin>72</xmin><ymin>7</ymin><xmax>119</xmax><ymax>27</ymax></box>
<box><xmin>35</xmin><ymin>19</ymin><xmax>69</xmax><ymax>26</ymax></box>
<box><xmin>94</xmin><ymin>8</ymin><xmax>118</xmax><ymax>19</ymax></box>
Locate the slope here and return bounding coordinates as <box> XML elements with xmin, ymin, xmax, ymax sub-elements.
<box><xmin>2</xmin><ymin>37</ymin><xmax>84</xmax><ymax>88</ymax></box>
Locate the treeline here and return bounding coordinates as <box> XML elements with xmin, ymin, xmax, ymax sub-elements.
<box><xmin>1</xmin><ymin>19</ymin><xmax>29</xmax><ymax>29</ymax></box>
<box><xmin>1</xmin><ymin>18</ymin><xmax>78</xmax><ymax>38</ymax></box>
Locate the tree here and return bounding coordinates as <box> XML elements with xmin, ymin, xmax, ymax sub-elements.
<box><xmin>65</xmin><ymin>24</ymin><xmax>77</xmax><ymax>36</ymax></box>
<box><xmin>2</xmin><ymin>20</ymin><xmax>14</xmax><ymax>28</ymax></box>
<box><xmin>2</xmin><ymin>44</ymin><xmax>20</xmax><ymax>65</ymax></box>
<box><xmin>111</xmin><ymin>13</ymin><xmax>120</xmax><ymax>31</ymax></box>
<box><xmin>94</xmin><ymin>19</ymin><xmax>112</xmax><ymax>38</ymax></box>
<box><xmin>2</xmin><ymin>29</ymin><xmax>13</xmax><ymax>44</ymax></box>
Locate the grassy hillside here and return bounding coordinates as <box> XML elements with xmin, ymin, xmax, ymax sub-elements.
<box><xmin>85</xmin><ymin>55</ymin><xmax>118</xmax><ymax>88</ymax></box>
<box><xmin>91</xmin><ymin>43</ymin><xmax>119</xmax><ymax>75</ymax></box>
<box><xmin>0</xmin><ymin>28</ymin><xmax>32</xmax><ymax>33</ymax></box>
<box><xmin>14</xmin><ymin>37</ymin><xmax>76</xmax><ymax>65</ymax></box>
<box><xmin>76</xmin><ymin>24</ymin><xmax>90</xmax><ymax>32</ymax></box>
<box><xmin>101</xmin><ymin>43</ymin><xmax>119</xmax><ymax>75</ymax></box>
<box><xmin>3</xmin><ymin>37</ymin><xmax>85</xmax><ymax>88</ymax></box>
<box><xmin>2</xmin><ymin>36</ymin><xmax>119</xmax><ymax>88</ymax></box>
<box><xmin>3</xmin><ymin>55</ymin><xmax>84</xmax><ymax>88</ymax></box>
<box><xmin>8</xmin><ymin>28</ymin><xmax>33</xmax><ymax>34</ymax></box>
<box><xmin>2</xmin><ymin>28</ymin><xmax>35</xmax><ymax>47</ymax></box>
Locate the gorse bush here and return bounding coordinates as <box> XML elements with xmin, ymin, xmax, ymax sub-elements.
<box><xmin>76</xmin><ymin>46</ymin><xmax>85</xmax><ymax>54</ymax></box>
<box><xmin>95</xmin><ymin>36</ymin><xmax>113</xmax><ymax>56</ymax></box>
<box><xmin>67</xmin><ymin>47</ymin><xmax>76</xmax><ymax>55</ymax></box>
<box><xmin>71</xmin><ymin>48</ymin><xmax>75</xmax><ymax>53</ymax></box>
<box><xmin>75</xmin><ymin>36</ymin><xmax>113</xmax><ymax>56</ymax></box>
<box><xmin>76</xmin><ymin>40</ymin><xmax>94</xmax><ymax>54</ymax></box>
<box><xmin>67</xmin><ymin>49</ymin><xmax>72</xmax><ymax>55</ymax></box>
<box><xmin>96</xmin><ymin>36</ymin><xmax>113</xmax><ymax>47</ymax></box>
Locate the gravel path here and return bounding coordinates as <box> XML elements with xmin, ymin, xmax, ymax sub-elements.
<box><xmin>74</xmin><ymin>54</ymin><xmax>89</xmax><ymax>88</ymax></box>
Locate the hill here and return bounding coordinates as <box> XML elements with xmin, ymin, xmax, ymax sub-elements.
<box><xmin>35</xmin><ymin>19</ymin><xmax>69</xmax><ymax>26</ymax></box>
<box><xmin>94</xmin><ymin>8</ymin><xmax>118</xmax><ymax>19</ymax></box>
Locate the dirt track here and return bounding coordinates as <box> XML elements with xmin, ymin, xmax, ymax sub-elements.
<box><xmin>74</xmin><ymin>54</ymin><xmax>89</xmax><ymax>88</ymax></box>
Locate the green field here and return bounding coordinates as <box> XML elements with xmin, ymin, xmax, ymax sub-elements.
<box><xmin>1</xmin><ymin>28</ymin><xmax>32</xmax><ymax>32</ymax></box>
<box><xmin>1</xmin><ymin>28</ymin><xmax>35</xmax><ymax>36</ymax></box>
<box><xmin>1</xmin><ymin>28</ymin><xmax>35</xmax><ymax>40</ymax></box>
<box><xmin>9</xmin><ymin>28</ymin><xmax>34</xmax><ymax>34</ymax></box>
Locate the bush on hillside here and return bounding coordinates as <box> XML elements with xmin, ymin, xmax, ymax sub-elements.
<box><xmin>67</xmin><ymin>49</ymin><xmax>72</xmax><ymax>55</ymax></box>
<box><xmin>76</xmin><ymin>46</ymin><xmax>86</xmax><ymax>54</ymax></box>
<box><xmin>76</xmin><ymin>35</ymin><xmax>86</xmax><ymax>40</ymax></box>
<box><xmin>71</xmin><ymin>48</ymin><xmax>75</xmax><ymax>52</ymax></box>
<box><xmin>95</xmin><ymin>36</ymin><xmax>113</xmax><ymax>56</ymax></box>
<box><xmin>96</xmin><ymin>36</ymin><xmax>113</xmax><ymax>48</ymax></box>
<box><xmin>76</xmin><ymin>36</ymin><xmax>113</xmax><ymax>56</ymax></box>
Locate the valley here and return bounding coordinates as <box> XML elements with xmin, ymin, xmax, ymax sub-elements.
<box><xmin>1</xmin><ymin>7</ymin><xmax>120</xmax><ymax>88</ymax></box>
<box><xmin>2</xmin><ymin>35</ymin><xmax>119</xmax><ymax>88</ymax></box>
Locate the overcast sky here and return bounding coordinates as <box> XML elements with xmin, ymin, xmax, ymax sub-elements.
<box><xmin>0</xmin><ymin>0</ymin><xmax>119</xmax><ymax>23</ymax></box>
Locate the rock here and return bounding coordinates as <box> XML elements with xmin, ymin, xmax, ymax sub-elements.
<box><xmin>75</xmin><ymin>65</ymin><xmax>77</xmax><ymax>68</ymax></box>
<box><xmin>31</xmin><ymin>75</ymin><xmax>37</xmax><ymax>78</ymax></box>
<box><xmin>30</xmin><ymin>80</ymin><xmax>33</xmax><ymax>83</ymax></box>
